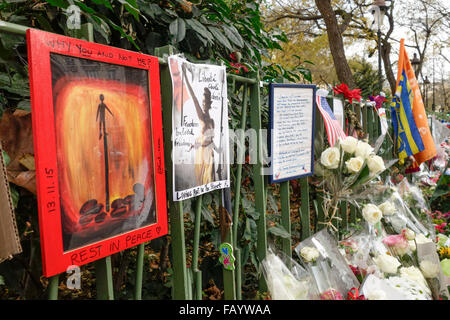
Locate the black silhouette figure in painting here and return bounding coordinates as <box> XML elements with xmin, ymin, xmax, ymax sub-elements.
<box><xmin>96</xmin><ymin>94</ymin><xmax>114</xmax><ymax>212</ymax></box>
<box><xmin>96</xmin><ymin>93</ymin><xmax>113</xmax><ymax>140</ymax></box>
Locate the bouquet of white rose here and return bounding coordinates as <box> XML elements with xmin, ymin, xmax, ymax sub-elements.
<box><xmin>261</xmin><ymin>248</ymin><xmax>315</xmax><ymax>300</ymax></box>
<box><xmin>315</xmin><ymin>135</ymin><xmax>396</xmax><ymax>231</ymax></box>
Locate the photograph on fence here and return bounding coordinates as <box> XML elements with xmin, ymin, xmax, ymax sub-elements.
<box><xmin>168</xmin><ymin>56</ymin><xmax>230</xmax><ymax>201</ymax></box>
<box><xmin>268</xmin><ymin>83</ymin><xmax>316</xmax><ymax>183</ymax></box>
<box><xmin>27</xmin><ymin>29</ymin><xmax>168</xmax><ymax>277</ymax></box>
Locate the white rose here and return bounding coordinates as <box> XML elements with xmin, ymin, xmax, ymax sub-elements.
<box><xmin>354</xmin><ymin>141</ymin><xmax>374</xmax><ymax>159</ymax></box>
<box><xmin>419</xmin><ymin>260</ymin><xmax>440</xmax><ymax>279</ymax></box>
<box><xmin>378</xmin><ymin>201</ymin><xmax>396</xmax><ymax>216</ymax></box>
<box><xmin>402</xmin><ymin>228</ymin><xmax>416</xmax><ymax>241</ymax></box>
<box><xmin>373</xmin><ymin>254</ymin><xmax>401</xmax><ymax>274</ymax></box>
<box><xmin>408</xmin><ymin>240</ymin><xmax>416</xmax><ymax>252</ymax></box>
<box><xmin>362</xmin><ymin>204</ymin><xmax>383</xmax><ymax>225</ymax></box>
<box><xmin>400</xmin><ymin>266</ymin><xmax>430</xmax><ymax>293</ymax></box>
<box><xmin>345</xmin><ymin>156</ymin><xmax>364</xmax><ymax>174</ymax></box>
<box><xmin>300</xmin><ymin>246</ymin><xmax>320</xmax><ymax>263</ymax></box>
<box><xmin>393</xmin><ymin>244</ymin><xmax>411</xmax><ymax>257</ymax></box>
<box><xmin>320</xmin><ymin>147</ymin><xmax>340</xmax><ymax>169</ymax></box>
<box><xmin>367</xmin><ymin>154</ymin><xmax>385</xmax><ymax>175</ymax></box>
<box><xmin>415</xmin><ymin>234</ymin><xmax>433</xmax><ymax>244</ymax></box>
<box><xmin>339</xmin><ymin>136</ymin><xmax>358</xmax><ymax>154</ymax></box>
<box><xmin>367</xmin><ymin>289</ymin><xmax>387</xmax><ymax>300</ymax></box>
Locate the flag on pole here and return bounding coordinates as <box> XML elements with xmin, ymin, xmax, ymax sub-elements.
<box><xmin>316</xmin><ymin>92</ymin><xmax>346</xmax><ymax>147</ymax></box>
<box><xmin>391</xmin><ymin>39</ymin><xmax>436</xmax><ymax>167</ymax></box>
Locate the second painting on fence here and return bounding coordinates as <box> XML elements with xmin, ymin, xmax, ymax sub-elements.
<box><xmin>169</xmin><ymin>56</ymin><xmax>230</xmax><ymax>201</ymax></box>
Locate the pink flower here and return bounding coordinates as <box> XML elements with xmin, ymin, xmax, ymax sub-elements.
<box><xmin>382</xmin><ymin>232</ymin><xmax>410</xmax><ymax>255</ymax></box>
<box><xmin>320</xmin><ymin>289</ymin><xmax>343</xmax><ymax>300</ymax></box>
<box><xmin>382</xmin><ymin>233</ymin><xmax>407</xmax><ymax>247</ymax></box>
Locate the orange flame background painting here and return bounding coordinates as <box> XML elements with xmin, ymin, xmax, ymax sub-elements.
<box><xmin>53</xmin><ymin>76</ymin><xmax>155</xmax><ymax>249</ymax></box>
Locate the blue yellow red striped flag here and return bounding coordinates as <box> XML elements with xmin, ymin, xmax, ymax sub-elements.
<box><xmin>392</xmin><ymin>39</ymin><xmax>436</xmax><ymax>166</ymax></box>
<box><xmin>390</xmin><ymin>70</ymin><xmax>425</xmax><ymax>163</ymax></box>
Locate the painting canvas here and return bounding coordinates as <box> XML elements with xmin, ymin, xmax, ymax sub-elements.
<box><xmin>51</xmin><ymin>54</ymin><xmax>157</xmax><ymax>251</ymax></box>
<box><xmin>27</xmin><ymin>29</ymin><xmax>167</xmax><ymax>277</ymax></box>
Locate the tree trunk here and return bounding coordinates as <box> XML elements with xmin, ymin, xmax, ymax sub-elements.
<box><xmin>381</xmin><ymin>40</ymin><xmax>396</xmax><ymax>95</ymax></box>
<box><xmin>315</xmin><ymin>0</ymin><xmax>356</xmax><ymax>89</ymax></box>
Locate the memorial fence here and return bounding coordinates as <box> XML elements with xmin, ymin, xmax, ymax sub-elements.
<box><xmin>0</xmin><ymin>21</ymin><xmax>385</xmax><ymax>300</ymax></box>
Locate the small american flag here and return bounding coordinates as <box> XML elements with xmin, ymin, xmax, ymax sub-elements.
<box><xmin>316</xmin><ymin>94</ymin><xmax>346</xmax><ymax>147</ymax></box>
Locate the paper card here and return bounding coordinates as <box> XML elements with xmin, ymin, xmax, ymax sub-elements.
<box><xmin>269</xmin><ymin>84</ymin><xmax>316</xmax><ymax>183</ymax></box>
<box><xmin>168</xmin><ymin>56</ymin><xmax>230</xmax><ymax>201</ymax></box>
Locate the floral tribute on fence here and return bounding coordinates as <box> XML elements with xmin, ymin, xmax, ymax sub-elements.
<box><xmin>261</xmin><ymin>133</ymin><xmax>450</xmax><ymax>300</ymax></box>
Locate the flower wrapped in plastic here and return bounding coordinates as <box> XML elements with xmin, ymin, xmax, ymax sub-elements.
<box><xmin>361</xmin><ymin>273</ymin><xmax>431</xmax><ymax>300</ymax></box>
<box><xmin>396</xmin><ymin>178</ymin><xmax>436</xmax><ymax>237</ymax></box>
<box><xmin>417</xmin><ymin>241</ymin><xmax>449</xmax><ymax>300</ymax></box>
<box><xmin>295</xmin><ymin>229</ymin><xmax>360</xmax><ymax>300</ymax></box>
<box><xmin>381</xmin><ymin>228</ymin><xmax>418</xmax><ymax>267</ymax></box>
<box><xmin>338</xmin><ymin>225</ymin><xmax>385</xmax><ymax>283</ymax></box>
<box><xmin>314</xmin><ymin>136</ymin><xmax>397</xmax><ymax>231</ymax></box>
<box><xmin>367</xmin><ymin>179</ymin><xmax>432</xmax><ymax>238</ymax></box>
<box><xmin>261</xmin><ymin>248</ymin><xmax>314</xmax><ymax>300</ymax></box>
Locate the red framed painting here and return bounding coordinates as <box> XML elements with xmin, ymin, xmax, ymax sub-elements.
<box><xmin>27</xmin><ymin>29</ymin><xmax>168</xmax><ymax>278</ymax></box>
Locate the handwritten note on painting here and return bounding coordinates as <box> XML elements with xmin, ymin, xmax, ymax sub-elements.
<box><xmin>271</xmin><ymin>86</ymin><xmax>314</xmax><ymax>182</ymax></box>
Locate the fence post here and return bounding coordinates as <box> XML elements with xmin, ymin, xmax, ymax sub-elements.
<box><xmin>155</xmin><ymin>45</ymin><xmax>189</xmax><ymax>300</ymax></box>
<box><xmin>232</xmin><ymin>82</ymin><xmax>249</xmax><ymax>300</ymax></box>
<box><xmin>300</xmin><ymin>178</ymin><xmax>311</xmax><ymax>240</ymax></box>
<box><xmin>280</xmin><ymin>181</ymin><xmax>291</xmax><ymax>257</ymax></box>
<box><xmin>94</xmin><ymin>257</ymin><xmax>114</xmax><ymax>300</ymax></box>
<box><xmin>362</xmin><ymin>103</ymin><xmax>368</xmax><ymax>136</ymax></box>
<box><xmin>47</xmin><ymin>274</ymin><xmax>59</xmax><ymax>300</ymax></box>
<box><xmin>134</xmin><ymin>243</ymin><xmax>145</xmax><ymax>300</ymax></box>
<box><xmin>249</xmin><ymin>72</ymin><xmax>267</xmax><ymax>291</ymax></box>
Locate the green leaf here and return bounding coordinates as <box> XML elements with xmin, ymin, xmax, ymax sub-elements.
<box><xmin>201</xmin><ymin>204</ymin><xmax>215</xmax><ymax>226</ymax></box>
<box><xmin>45</xmin><ymin>0</ymin><xmax>70</xmax><ymax>9</ymax></box>
<box><xmin>117</xmin><ymin>0</ymin><xmax>140</xmax><ymax>21</ymax></box>
<box><xmin>185</xmin><ymin>18</ymin><xmax>213</xmax><ymax>42</ymax></box>
<box><xmin>241</xmin><ymin>196</ymin><xmax>260</xmax><ymax>220</ymax></box>
<box><xmin>169</xmin><ymin>17</ymin><xmax>186</xmax><ymax>43</ymax></box>
<box><xmin>222</xmin><ymin>25</ymin><xmax>244</xmax><ymax>48</ymax></box>
<box><xmin>10</xmin><ymin>185</ymin><xmax>19</xmax><ymax>209</ymax></box>
<box><xmin>267</xmin><ymin>225</ymin><xmax>291</xmax><ymax>239</ymax></box>
<box><xmin>202</xmin><ymin>192</ymin><xmax>212</xmax><ymax>206</ymax></box>
<box><xmin>267</xmin><ymin>193</ymin><xmax>278</xmax><ymax>213</ymax></box>
<box><xmin>17</xmin><ymin>100</ymin><xmax>31</xmax><ymax>111</ymax></box>
<box><xmin>91</xmin><ymin>0</ymin><xmax>113</xmax><ymax>10</ymax></box>
<box><xmin>243</xmin><ymin>218</ymin><xmax>257</xmax><ymax>242</ymax></box>
<box><xmin>139</xmin><ymin>2</ymin><xmax>164</xmax><ymax>19</ymax></box>
<box><xmin>442</xmin><ymin>259</ymin><xmax>450</xmax><ymax>277</ymax></box>
<box><xmin>35</xmin><ymin>14</ymin><xmax>54</xmax><ymax>32</ymax></box>
<box><xmin>2</xmin><ymin>150</ymin><xmax>10</xmax><ymax>166</ymax></box>
<box><xmin>207</xmin><ymin>26</ymin><xmax>232</xmax><ymax>51</ymax></box>
<box><xmin>431</xmin><ymin>171</ymin><xmax>450</xmax><ymax>202</ymax></box>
